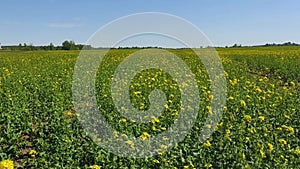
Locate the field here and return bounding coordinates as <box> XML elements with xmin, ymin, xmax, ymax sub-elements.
<box><xmin>0</xmin><ymin>46</ymin><xmax>299</xmax><ymax>168</ymax></box>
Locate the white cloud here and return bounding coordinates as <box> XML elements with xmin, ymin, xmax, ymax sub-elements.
<box><xmin>48</xmin><ymin>23</ymin><xmax>81</xmax><ymax>28</ymax></box>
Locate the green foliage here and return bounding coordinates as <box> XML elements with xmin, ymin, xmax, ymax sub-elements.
<box><xmin>2</xmin><ymin>41</ymin><xmax>84</xmax><ymax>51</ymax></box>
<box><xmin>62</xmin><ymin>40</ymin><xmax>77</xmax><ymax>50</ymax></box>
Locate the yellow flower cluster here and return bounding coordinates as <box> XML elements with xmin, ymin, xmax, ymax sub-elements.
<box><xmin>278</xmin><ymin>139</ymin><xmax>287</xmax><ymax>146</ymax></box>
<box><xmin>240</xmin><ymin>100</ymin><xmax>246</xmax><ymax>107</ymax></box>
<box><xmin>245</xmin><ymin>137</ymin><xmax>250</xmax><ymax>143</ymax></box>
<box><xmin>244</xmin><ymin>115</ymin><xmax>252</xmax><ymax>122</ymax></box>
<box><xmin>204</xmin><ymin>163</ymin><xmax>212</xmax><ymax>168</ymax></box>
<box><xmin>258</xmin><ymin>116</ymin><xmax>265</xmax><ymax>122</ymax></box>
<box><xmin>281</xmin><ymin>125</ymin><xmax>294</xmax><ymax>134</ymax></box>
<box><xmin>260</xmin><ymin>149</ymin><xmax>266</xmax><ymax>158</ymax></box>
<box><xmin>203</xmin><ymin>140</ymin><xmax>212</xmax><ymax>147</ymax></box>
<box><xmin>183</xmin><ymin>164</ymin><xmax>196</xmax><ymax>169</ymax></box>
<box><xmin>0</xmin><ymin>160</ymin><xmax>14</xmax><ymax>169</ymax></box>
<box><xmin>267</xmin><ymin>143</ymin><xmax>274</xmax><ymax>152</ymax></box>
<box><xmin>140</xmin><ymin>132</ymin><xmax>150</xmax><ymax>140</ymax></box>
<box><xmin>125</xmin><ymin>140</ymin><xmax>135</xmax><ymax>149</ymax></box>
<box><xmin>65</xmin><ymin>111</ymin><xmax>73</xmax><ymax>117</ymax></box>
<box><xmin>29</xmin><ymin>149</ymin><xmax>38</xmax><ymax>158</ymax></box>
<box><xmin>151</xmin><ymin>116</ymin><xmax>160</xmax><ymax>124</ymax></box>
<box><xmin>225</xmin><ymin>129</ymin><xmax>232</xmax><ymax>142</ymax></box>
<box><xmin>288</xmin><ymin>149</ymin><xmax>300</xmax><ymax>155</ymax></box>
<box><xmin>229</xmin><ymin>78</ymin><xmax>238</xmax><ymax>86</ymax></box>
<box><xmin>153</xmin><ymin>159</ymin><xmax>160</xmax><ymax>164</ymax></box>
<box><xmin>89</xmin><ymin>165</ymin><xmax>101</xmax><ymax>169</ymax></box>
<box><xmin>255</xmin><ymin>87</ymin><xmax>262</xmax><ymax>93</ymax></box>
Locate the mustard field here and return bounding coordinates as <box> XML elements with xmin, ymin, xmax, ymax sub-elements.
<box><xmin>0</xmin><ymin>46</ymin><xmax>299</xmax><ymax>168</ymax></box>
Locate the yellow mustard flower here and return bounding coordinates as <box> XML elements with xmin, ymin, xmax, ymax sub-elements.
<box><xmin>225</xmin><ymin>129</ymin><xmax>232</xmax><ymax>142</ymax></box>
<box><xmin>162</xmin><ymin>136</ymin><xmax>169</xmax><ymax>141</ymax></box>
<box><xmin>258</xmin><ymin>116</ymin><xmax>265</xmax><ymax>122</ymax></box>
<box><xmin>244</xmin><ymin>115</ymin><xmax>252</xmax><ymax>122</ymax></box>
<box><xmin>29</xmin><ymin>149</ymin><xmax>38</xmax><ymax>158</ymax></box>
<box><xmin>0</xmin><ymin>160</ymin><xmax>14</xmax><ymax>169</ymax></box>
<box><xmin>160</xmin><ymin>144</ymin><xmax>168</xmax><ymax>150</ymax></box>
<box><xmin>255</xmin><ymin>87</ymin><xmax>262</xmax><ymax>93</ymax></box>
<box><xmin>217</xmin><ymin>122</ymin><xmax>223</xmax><ymax>128</ymax></box>
<box><xmin>244</xmin><ymin>164</ymin><xmax>251</xmax><ymax>169</ymax></box>
<box><xmin>242</xmin><ymin>153</ymin><xmax>246</xmax><ymax>160</ymax></box>
<box><xmin>294</xmin><ymin>149</ymin><xmax>300</xmax><ymax>155</ymax></box>
<box><xmin>153</xmin><ymin>159</ymin><xmax>160</xmax><ymax>164</ymax></box>
<box><xmin>240</xmin><ymin>100</ymin><xmax>246</xmax><ymax>107</ymax></box>
<box><xmin>282</xmin><ymin>125</ymin><xmax>294</xmax><ymax>134</ymax></box>
<box><xmin>260</xmin><ymin>149</ymin><xmax>266</xmax><ymax>158</ymax></box>
<box><xmin>290</xmin><ymin>81</ymin><xmax>295</xmax><ymax>86</ymax></box>
<box><xmin>284</xmin><ymin>115</ymin><xmax>290</xmax><ymax>119</ymax></box>
<box><xmin>65</xmin><ymin>111</ymin><xmax>73</xmax><ymax>117</ymax></box>
<box><xmin>125</xmin><ymin>140</ymin><xmax>135</xmax><ymax>149</ymax></box>
<box><xmin>267</xmin><ymin>143</ymin><xmax>274</xmax><ymax>152</ymax></box>
<box><xmin>89</xmin><ymin>165</ymin><xmax>101</xmax><ymax>169</ymax></box>
<box><xmin>140</xmin><ymin>132</ymin><xmax>150</xmax><ymax>140</ymax></box>
<box><xmin>262</xmin><ymin>126</ymin><xmax>268</xmax><ymax>132</ymax></box>
<box><xmin>288</xmin><ymin>149</ymin><xmax>300</xmax><ymax>155</ymax></box>
<box><xmin>133</xmin><ymin>91</ymin><xmax>142</xmax><ymax>95</ymax></box>
<box><xmin>245</xmin><ymin>137</ymin><xmax>250</xmax><ymax>143</ymax></box>
<box><xmin>226</xmin><ymin>129</ymin><xmax>230</xmax><ymax>135</ymax></box>
<box><xmin>279</xmin><ymin>139</ymin><xmax>287</xmax><ymax>146</ymax></box>
<box><xmin>203</xmin><ymin>140</ymin><xmax>212</xmax><ymax>147</ymax></box>
<box><xmin>157</xmin><ymin>151</ymin><xmax>163</xmax><ymax>156</ymax></box>
<box><xmin>206</xmin><ymin>106</ymin><xmax>212</xmax><ymax>115</ymax></box>
<box><xmin>205</xmin><ymin>163</ymin><xmax>212</xmax><ymax>168</ymax></box>
<box><xmin>121</xmin><ymin>133</ymin><xmax>128</xmax><ymax>138</ymax></box>
<box><xmin>247</xmin><ymin>128</ymin><xmax>255</xmax><ymax>134</ymax></box>
<box><xmin>208</xmin><ymin>94</ymin><xmax>214</xmax><ymax>100</ymax></box>
<box><xmin>151</xmin><ymin>116</ymin><xmax>160</xmax><ymax>123</ymax></box>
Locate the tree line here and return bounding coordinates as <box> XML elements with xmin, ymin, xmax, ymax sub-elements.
<box><xmin>1</xmin><ymin>40</ymin><xmax>89</xmax><ymax>51</ymax></box>
<box><xmin>1</xmin><ymin>41</ymin><xmax>299</xmax><ymax>51</ymax></box>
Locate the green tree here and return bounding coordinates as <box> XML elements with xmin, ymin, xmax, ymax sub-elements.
<box><xmin>62</xmin><ymin>40</ymin><xmax>76</xmax><ymax>50</ymax></box>
<box><xmin>49</xmin><ymin>43</ymin><xmax>54</xmax><ymax>50</ymax></box>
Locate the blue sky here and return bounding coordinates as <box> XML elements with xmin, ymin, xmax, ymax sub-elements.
<box><xmin>0</xmin><ymin>0</ymin><xmax>299</xmax><ymax>47</ymax></box>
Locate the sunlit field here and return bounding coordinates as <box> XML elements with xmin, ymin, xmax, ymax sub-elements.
<box><xmin>0</xmin><ymin>46</ymin><xmax>299</xmax><ymax>168</ymax></box>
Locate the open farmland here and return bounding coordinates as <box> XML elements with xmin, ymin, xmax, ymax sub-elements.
<box><xmin>0</xmin><ymin>47</ymin><xmax>299</xmax><ymax>168</ymax></box>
